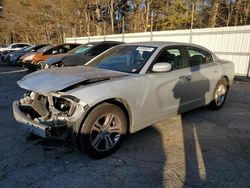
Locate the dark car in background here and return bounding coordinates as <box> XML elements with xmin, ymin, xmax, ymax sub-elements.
<box><xmin>28</xmin><ymin>43</ymin><xmax>81</xmax><ymax>70</ymax></box>
<box><xmin>42</xmin><ymin>41</ymin><xmax>124</xmax><ymax>69</ymax></box>
<box><xmin>6</xmin><ymin>44</ymin><xmax>49</xmax><ymax>65</ymax></box>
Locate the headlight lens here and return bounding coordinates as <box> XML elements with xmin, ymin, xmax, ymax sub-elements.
<box><xmin>44</xmin><ymin>64</ymin><xmax>49</xmax><ymax>69</ymax></box>
<box><xmin>50</xmin><ymin>63</ymin><xmax>60</xmax><ymax>68</ymax></box>
<box><xmin>41</xmin><ymin>62</ymin><xmax>63</xmax><ymax>69</ymax></box>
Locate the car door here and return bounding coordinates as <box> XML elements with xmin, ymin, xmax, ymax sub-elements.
<box><xmin>143</xmin><ymin>46</ymin><xmax>197</xmax><ymax>122</ymax></box>
<box><xmin>186</xmin><ymin>46</ymin><xmax>220</xmax><ymax>107</ymax></box>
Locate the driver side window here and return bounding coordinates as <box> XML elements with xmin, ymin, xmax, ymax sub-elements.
<box><xmin>155</xmin><ymin>48</ymin><xmax>186</xmax><ymax>70</ymax></box>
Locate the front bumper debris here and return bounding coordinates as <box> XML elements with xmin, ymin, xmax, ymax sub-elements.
<box><xmin>13</xmin><ymin>101</ymin><xmax>52</xmax><ymax>137</ymax></box>
<box><xmin>13</xmin><ymin>92</ymin><xmax>87</xmax><ymax>138</ymax></box>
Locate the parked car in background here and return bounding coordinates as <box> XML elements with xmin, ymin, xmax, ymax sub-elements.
<box><xmin>13</xmin><ymin>42</ymin><xmax>234</xmax><ymax>159</ymax></box>
<box><xmin>0</xmin><ymin>43</ymin><xmax>31</xmax><ymax>52</ymax></box>
<box><xmin>5</xmin><ymin>44</ymin><xmax>49</xmax><ymax>65</ymax></box>
<box><xmin>25</xmin><ymin>43</ymin><xmax>81</xmax><ymax>70</ymax></box>
<box><xmin>0</xmin><ymin>43</ymin><xmax>31</xmax><ymax>61</ymax></box>
<box><xmin>20</xmin><ymin>45</ymin><xmax>54</xmax><ymax>67</ymax></box>
<box><xmin>42</xmin><ymin>41</ymin><xmax>124</xmax><ymax>69</ymax></box>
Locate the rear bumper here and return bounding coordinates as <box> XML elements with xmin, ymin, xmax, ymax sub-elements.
<box><xmin>13</xmin><ymin>101</ymin><xmax>51</xmax><ymax>138</ymax></box>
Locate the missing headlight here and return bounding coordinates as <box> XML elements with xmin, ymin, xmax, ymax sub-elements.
<box><xmin>53</xmin><ymin>97</ymin><xmax>71</xmax><ymax>112</ymax></box>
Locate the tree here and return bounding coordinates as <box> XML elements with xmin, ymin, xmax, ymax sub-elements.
<box><xmin>0</xmin><ymin>0</ymin><xmax>249</xmax><ymax>44</ymax></box>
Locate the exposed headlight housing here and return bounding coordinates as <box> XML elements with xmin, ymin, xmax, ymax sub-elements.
<box><xmin>50</xmin><ymin>62</ymin><xmax>64</xmax><ymax>68</ymax></box>
<box><xmin>53</xmin><ymin>97</ymin><xmax>71</xmax><ymax>112</ymax></box>
<box><xmin>50</xmin><ymin>63</ymin><xmax>59</xmax><ymax>68</ymax></box>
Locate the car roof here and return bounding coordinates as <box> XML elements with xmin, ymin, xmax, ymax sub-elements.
<box><xmin>39</xmin><ymin>43</ymin><xmax>80</xmax><ymax>54</ymax></box>
<box><xmin>86</xmin><ymin>41</ymin><xmax>124</xmax><ymax>45</ymax></box>
<box><xmin>11</xmin><ymin>43</ymin><xmax>31</xmax><ymax>45</ymax></box>
<box><xmin>57</xmin><ymin>43</ymin><xmax>81</xmax><ymax>46</ymax></box>
<box><xmin>122</xmin><ymin>41</ymin><xmax>212</xmax><ymax>52</ymax></box>
<box><xmin>98</xmin><ymin>41</ymin><xmax>124</xmax><ymax>44</ymax></box>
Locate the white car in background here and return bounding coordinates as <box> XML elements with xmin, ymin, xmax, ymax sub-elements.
<box><xmin>0</xmin><ymin>43</ymin><xmax>31</xmax><ymax>52</ymax></box>
<box><xmin>0</xmin><ymin>43</ymin><xmax>31</xmax><ymax>62</ymax></box>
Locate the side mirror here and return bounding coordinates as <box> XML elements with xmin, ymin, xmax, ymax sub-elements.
<box><xmin>152</xmin><ymin>63</ymin><xmax>172</xmax><ymax>73</ymax></box>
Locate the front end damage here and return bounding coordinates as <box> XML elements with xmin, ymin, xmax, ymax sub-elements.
<box><xmin>13</xmin><ymin>92</ymin><xmax>87</xmax><ymax>138</ymax></box>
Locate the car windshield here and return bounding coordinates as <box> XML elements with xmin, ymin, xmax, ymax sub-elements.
<box><xmin>68</xmin><ymin>43</ymin><xmax>94</xmax><ymax>54</ymax></box>
<box><xmin>23</xmin><ymin>45</ymin><xmax>36</xmax><ymax>51</ymax></box>
<box><xmin>37</xmin><ymin>45</ymin><xmax>53</xmax><ymax>53</ymax></box>
<box><xmin>86</xmin><ymin>45</ymin><xmax>156</xmax><ymax>73</ymax></box>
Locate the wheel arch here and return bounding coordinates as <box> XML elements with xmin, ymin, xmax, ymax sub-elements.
<box><xmin>209</xmin><ymin>75</ymin><xmax>230</xmax><ymax>104</ymax></box>
<box><xmin>77</xmin><ymin>98</ymin><xmax>133</xmax><ymax>135</ymax></box>
<box><xmin>221</xmin><ymin>75</ymin><xmax>230</xmax><ymax>89</ymax></box>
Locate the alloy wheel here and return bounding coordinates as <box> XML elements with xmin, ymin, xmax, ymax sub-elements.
<box><xmin>90</xmin><ymin>113</ymin><xmax>122</xmax><ymax>152</ymax></box>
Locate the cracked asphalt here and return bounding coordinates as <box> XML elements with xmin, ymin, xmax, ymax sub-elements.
<box><xmin>0</xmin><ymin>63</ymin><xmax>249</xmax><ymax>187</ymax></box>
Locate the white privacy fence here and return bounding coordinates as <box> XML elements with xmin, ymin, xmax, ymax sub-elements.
<box><xmin>66</xmin><ymin>25</ymin><xmax>250</xmax><ymax>77</ymax></box>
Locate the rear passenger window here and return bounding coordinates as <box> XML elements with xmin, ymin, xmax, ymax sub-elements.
<box><xmin>58</xmin><ymin>45</ymin><xmax>70</xmax><ymax>53</ymax></box>
<box><xmin>69</xmin><ymin>45</ymin><xmax>77</xmax><ymax>50</ymax></box>
<box><xmin>88</xmin><ymin>45</ymin><xmax>110</xmax><ymax>56</ymax></box>
<box><xmin>155</xmin><ymin>48</ymin><xmax>186</xmax><ymax>70</ymax></box>
<box><xmin>99</xmin><ymin>44</ymin><xmax>111</xmax><ymax>52</ymax></box>
<box><xmin>188</xmin><ymin>47</ymin><xmax>213</xmax><ymax>66</ymax></box>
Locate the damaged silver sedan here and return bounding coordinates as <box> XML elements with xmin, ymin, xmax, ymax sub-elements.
<box><xmin>13</xmin><ymin>42</ymin><xmax>234</xmax><ymax>158</ymax></box>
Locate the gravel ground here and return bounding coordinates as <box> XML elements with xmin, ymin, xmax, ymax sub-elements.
<box><xmin>0</xmin><ymin>63</ymin><xmax>249</xmax><ymax>188</ymax></box>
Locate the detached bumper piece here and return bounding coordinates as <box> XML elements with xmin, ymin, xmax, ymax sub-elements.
<box><xmin>13</xmin><ymin>101</ymin><xmax>51</xmax><ymax>137</ymax></box>
<box><xmin>13</xmin><ymin>91</ymin><xmax>87</xmax><ymax>138</ymax></box>
<box><xmin>13</xmin><ymin>101</ymin><xmax>67</xmax><ymax>138</ymax></box>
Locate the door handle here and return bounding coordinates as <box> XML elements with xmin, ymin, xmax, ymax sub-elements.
<box><xmin>180</xmin><ymin>75</ymin><xmax>192</xmax><ymax>82</ymax></box>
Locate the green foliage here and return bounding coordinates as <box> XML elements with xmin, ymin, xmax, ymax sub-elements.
<box><xmin>155</xmin><ymin>1</ymin><xmax>190</xmax><ymax>30</ymax></box>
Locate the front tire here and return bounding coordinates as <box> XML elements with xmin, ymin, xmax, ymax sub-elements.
<box><xmin>79</xmin><ymin>103</ymin><xmax>128</xmax><ymax>159</ymax></box>
<box><xmin>210</xmin><ymin>78</ymin><xmax>228</xmax><ymax>110</ymax></box>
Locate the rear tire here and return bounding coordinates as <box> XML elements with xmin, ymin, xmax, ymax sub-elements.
<box><xmin>79</xmin><ymin>103</ymin><xmax>127</xmax><ymax>159</ymax></box>
<box><xmin>210</xmin><ymin>78</ymin><xmax>228</xmax><ymax>110</ymax></box>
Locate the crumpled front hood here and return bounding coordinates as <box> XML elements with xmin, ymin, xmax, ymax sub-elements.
<box><xmin>17</xmin><ymin>66</ymin><xmax>128</xmax><ymax>93</ymax></box>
